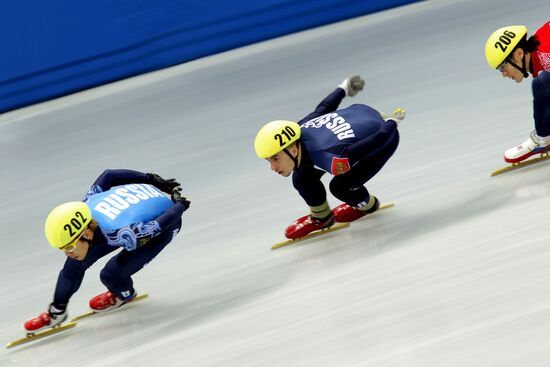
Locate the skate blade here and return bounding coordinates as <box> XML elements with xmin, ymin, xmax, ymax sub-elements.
<box><xmin>491</xmin><ymin>153</ymin><xmax>550</xmax><ymax>177</ymax></box>
<box><xmin>71</xmin><ymin>293</ymin><xmax>149</xmax><ymax>322</ymax></box>
<box><xmin>6</xmin><ymin>322</ymin><xmax>77</xmax><ymax>348</ymax></box>
<box><xmin>271</xmin><ymin>223</ymin><xmax>350</xmax><ymax>250</ymax></box>
<box><xmin>271</xmin><ymin>202</ymin><xmax>394</xmax><ymax>250</ymax></box>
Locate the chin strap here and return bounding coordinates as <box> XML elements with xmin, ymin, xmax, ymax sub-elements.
<box><xmin>507</xmin><ymin>53</ymin><xmax>530</xmax><ymax>78</ymax></box>
<box><xmin>283</xmin><ymin>143</ymin><xmax>300</xmax><ymax>170</ymax></box>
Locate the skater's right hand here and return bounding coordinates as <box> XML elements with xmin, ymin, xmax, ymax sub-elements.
<box><xmin>147</xmin><ymin>173</ymin><xmax>181</xmax><ymax>193</ymax></box>
<box><xmin>338</xmin><ymin>75</ymin><xmax>364</xmax><ymax>97</ymax></box>
<box><xmin>171</xmin><ymin>187</ymin><xmax>191</xmax><ymax>211</ymax></box>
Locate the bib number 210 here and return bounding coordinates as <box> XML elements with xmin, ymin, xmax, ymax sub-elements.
<box><xmin>274</xmin><ymin>126</ymin><xmax>296</xmax><ymax>147</ymax></box>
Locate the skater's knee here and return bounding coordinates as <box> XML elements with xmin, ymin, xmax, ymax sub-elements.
<box><xmin>329</xmin><ymin>176</ymin><xmax>344</xmax><ymax>195</ymax></box>
<box><xmin>100</xmin><ymin>266</ymin><xmax>121</xmax><ymax>285</ymax></box>
<box><xmin>329</xmin><ymin>176</ymin><xmax>354</xmax><ymax>201</ymax></box>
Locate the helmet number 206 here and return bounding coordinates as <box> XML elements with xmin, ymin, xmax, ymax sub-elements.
<box><xmin>274</xmin><ymin>126</ymin><xmax>296</xmax><ymax>147</ymax></box>
<box><xmin>64</xmin><ymin>211</ymin><xmax>89</xmax><ymax>237</ymax></box>
<box><xmin>494</xmin><ymin>31</ymin><xmax>516</xmax><ymax>52</ymax></box>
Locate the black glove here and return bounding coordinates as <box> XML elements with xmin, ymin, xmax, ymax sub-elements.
<box><xmin>171</xmin><ymin>187</ymin><xmax>191</xmax><ymax>211</ymax></box>
<box><xmin>147</xmin><ymin>173</ymin><xmax>181</xmax><ymax>193</ymax></box>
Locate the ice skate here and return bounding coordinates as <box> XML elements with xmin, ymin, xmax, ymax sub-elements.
<box><xmin>23</xmin><ymin>306</ymin><xmax>67</xmax><ymax>334</ymax></box>
<box><xmin>333</xmin><ymin>197</ymin><xmax>380</xmax><ymax>223</ymax></box>
<box><xmin>89</xmin><ymin>290</ymin><xmax>136</xmax><ymax>313</ymax></box>
<box><xmin>504</xmin><ymin>131</ymin><xmax>550</xmax><ymax>164</ymax></box>
<box><xmin>381</xmin><ymin>108</ymin><xmax>406</xmax><ymax>125</ymax></box>
<box><xmin>285</xmin><ymin>214</ymin><xmax>335</xmax><ymax>240</ymax></box>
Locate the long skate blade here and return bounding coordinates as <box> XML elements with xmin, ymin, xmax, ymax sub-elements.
<box><xmin>71</xmin><ymin>293</ymin><xmax>149</xmax><ymax>322</ymax></box>
<box><xmin>377</xmin><ymin>202</ymin><xmax>395</xmax><ymax>211</ymax></box>
<box><xmin>271</xmin><ymin>202</ymin><xmax>394</xmax><ymax>250</ymax></box>
<box><xmin>271</xmin><ymin>223</ymin><xmax>350</xmax><ymax>250</ymax></box>
<box><xmin>350</xmin><ymin>202</ymin><xmax>395</xmax><ymax>223</ymax></box>
<box><xmin>491</xmin><ymin>153</ymin><xmax>550</xmax><ymax>177</ymax></box>
<box><xmin>6</xmin><ymin>322</ymin><xmax>77</xmax><ymax>348</ymax></box>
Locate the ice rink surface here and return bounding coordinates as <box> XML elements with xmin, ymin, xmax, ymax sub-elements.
<box><xmin>2</xmin><ymin>0</ymin><xmax>550</xmax><ymax>365</ymax></box>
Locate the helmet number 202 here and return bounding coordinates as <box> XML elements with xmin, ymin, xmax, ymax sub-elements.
<box><xmin>274</xmin><ymin>126</ymin><xmax>296</xmax><ymax>147</ymax></box>
<box><xmin>494</xmin><ymin>30</ymin><xmax>516</xmax><ymax>52</ymax></box>
<box><xmin>63</xmin><ymin>211</ymin><xmax>88</xmax><ymax>237</ymax></box>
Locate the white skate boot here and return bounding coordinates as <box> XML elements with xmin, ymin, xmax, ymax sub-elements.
<box><xmin>381</xmin><ymin>108</ymin><xmax>406</xmax><ymax>125</ymax></box>
<box><xmin>504</xmin><ymin>131</ymin><xmax>550</xmax><ymax>164</ymax></box>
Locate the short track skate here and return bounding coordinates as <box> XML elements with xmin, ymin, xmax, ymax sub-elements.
<box><xmin>6</xmin><ymin>322</ymin><xmax>77</xmax><ymax>348</ymax></box>
<box><xmin>6</xmin><ymin>293</ymin><xmax>149</xmax><ymax>348</ymax></box>
<box><xmin>491</xmin><ymin>152</ymin><xmax>550</xmax><ymax>176</ymax></box>
<box><xmin>271</xmin><ymin>202</ymin><xmax>394</xmax><ymax>250</ymax></box>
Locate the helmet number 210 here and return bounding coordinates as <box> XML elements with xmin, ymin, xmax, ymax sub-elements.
<box><xmin>494</xmin><ymin>31</ymin><xmax>516</xmax><ymax>52</ymax></box>
<box><xmin>64</xmin><ymin>211</ymin><xmax>89</xmax><ymax>237</ymax></box>
<box><xmin>274</xmin><ymin>126</ymin><xmax>296</xmax><ymax>147</ymax></box>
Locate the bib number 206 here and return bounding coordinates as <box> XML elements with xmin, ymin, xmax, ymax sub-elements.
<box><xmin>494</xmin><ymin>30</ymin><xmax>516</xmax><ymax>52</ymax></box>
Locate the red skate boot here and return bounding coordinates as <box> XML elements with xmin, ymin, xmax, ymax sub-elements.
<box><xmin>285</xmin><ymin>214</ymin><xmax>335</xmax><ymax>239</ymax></box>
<box><xmin>89</xmin><ymin>290</ymin><xmax>136</xmax><ymax>312</ymax></box>
<box><xmin>333</xmin><ymin>197</ymin><xmax>380</xmax><ymax>223</ymax></box>
<box><xmin>23</xmin><ymin>305</ymin><xmax>67</xmax><ymax>334</ymax></box>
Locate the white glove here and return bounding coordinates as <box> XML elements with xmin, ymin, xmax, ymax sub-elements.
<box><xmin>338</xmin><ymin>75</ymin><xmax>364</xmax><ymax>97</ymax></box>
<box><xmin>380</xmin><ymin>108</ymin><xmax>406</xmax><ymax>126</ymax></box>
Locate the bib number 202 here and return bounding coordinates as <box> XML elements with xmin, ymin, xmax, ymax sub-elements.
<box><xmin>63</xmin><ymin>211</ymin><xmax>88</xmax><ymax>237</ymax></box>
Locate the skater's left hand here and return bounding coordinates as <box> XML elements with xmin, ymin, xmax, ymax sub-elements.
<box><xmin>171</xmin><ymin>187</ymin><xmax>191</xmax><ymax>211</ymax></box>
<box><xmin>338</xmin><ymin>75</ymin><xmax>364</xmax><ymax>97</ymax></box>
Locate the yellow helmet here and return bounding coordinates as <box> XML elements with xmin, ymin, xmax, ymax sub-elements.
<box><xmin>254</xmin><ymin>120</ymin><xmax>301</xmax><ymax>158</ymax></box>
<box><xmin>485</xmin><ymin>25</ymin><xmax>527</xmax><ymax>69</ymax></box>
<box><xmin>45</xmin><ymin>202</ymin><xmax>92</xmax><ymax>249</ymax></box>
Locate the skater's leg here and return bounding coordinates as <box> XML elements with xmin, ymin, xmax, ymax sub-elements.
<box><xmin>52</xmin><ymin>243</ymin><xmax>118</xmax><ymax>310</ymax></box>
<box><xmin>292</xmin><ymin>166</ymin><xmax>332</xmax><ymax>219</ymax></box>
<box><xmin>533</xmin><ymin>71</ymin><xmax>550</xmax><ymax>137</ymax></box>
<box><xmin>505</xmin><ymin>72</ymin><xmax>550</xmax><ymax>163</ymax></box>
<box><xmin>285</xmin><ymin>167</ymin><xmax>334</xmax><ymax>239</ymax></box>
<box><xmin>330</xmin><ymin>133</ymin><xmax>399</xmax><ymax>207</ymax></box>
<box><xmin>99</xmin><ymin>220</ymin><xmax>182</xmax><ymax>300</ymax></box>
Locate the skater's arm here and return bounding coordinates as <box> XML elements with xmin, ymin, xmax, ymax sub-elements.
<box><xmin>93</xmin><ymin>169</ymin><xmax>151</xmax><ymax>189</ymax></box>
<box><xmin>82</xmin><ymin>169</ymin><xmax>149</xmax><ymax>201</ymax></box>
<box><xmin>83</xmin><ymin>169</ymin><xmax>180</xmax><ymax>201</ymax></box>
<box><xmin>299</xmin><ymin>89</ymin><xmax>346</xmax><ymax>123</ymax></box>
<box><xmin>298</xmin><ymin>76</ymin><xmax>364</xmax><ymax>123</ymax></box>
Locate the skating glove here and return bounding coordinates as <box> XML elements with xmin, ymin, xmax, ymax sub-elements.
<box><xmin>147</xmin><ymin>173</ymin><xmax>181</xmax><ymax>193</ymax></box>
<box><xmin>171</xmin><ymin>187</ymin><xmax>191</xmax><ymax>211</ymax></box>
<box><xmin>338</xmin><ymin>75</ymin><xmax>364</xmax><ymax>97</ymax></box>
<box><xmin>380</xmin><ymin>108</ymin><xmax>406</xmax><ymax>126</ymax></box>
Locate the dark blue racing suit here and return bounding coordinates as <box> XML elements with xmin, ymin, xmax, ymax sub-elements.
<box><xmin>52</xmin><ymin>169</ymin><xmax>187</xmax><ymax>310</ymax></box>
<box><xmin>293</xmin><ymin>88</ymin><xmax>399</xmax><ymax>208</ymax></box>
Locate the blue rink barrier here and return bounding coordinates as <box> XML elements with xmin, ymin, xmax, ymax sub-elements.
<box><xmin>0</xmin><ymin>0</ymin><xmax>421</xmax><ymax>113</ymax></box>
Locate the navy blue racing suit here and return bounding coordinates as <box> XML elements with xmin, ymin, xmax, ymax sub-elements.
<box><xmin>293</xmin><ymin>88</ymin><xmax>399</xmax><ymax>208</ymax></box>
<box><xmin>52</xmin><ymin>169</ymin><xmax>187</xmax><ymax>310</ymax></box>
<box><xmin>533</xmin><ymin>71</ymin><xmax>550</xmax><ymax>137</ymax></box>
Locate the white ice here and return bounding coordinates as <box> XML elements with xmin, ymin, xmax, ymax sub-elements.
<box><xmin>2</xmin><ymin>0</ymin><xmax>550</xmax><ymax>365</ymax></box>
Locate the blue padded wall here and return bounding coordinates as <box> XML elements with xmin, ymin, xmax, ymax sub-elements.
<box><xmin>0</xmin><ymin>0</ymin><xmax>421</xmax><ymax>113</ymax></box>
